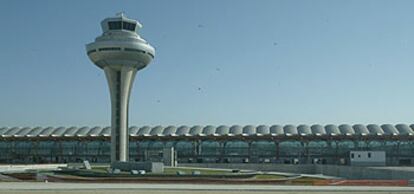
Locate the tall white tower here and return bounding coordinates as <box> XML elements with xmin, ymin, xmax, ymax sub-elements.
<box><xmin>86</xmin><ymin>13</ymin><xmax>155</xmax><ymax>164</ymax></box>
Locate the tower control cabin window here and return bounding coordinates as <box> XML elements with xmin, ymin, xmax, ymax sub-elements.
<box><xmin>108</xmin><ymin>21</ymin><xmax>136</xmax><ymax>31</ymax></box>
<box><xmin>122</xmin><ymin>22</ymin><xmax>136</xmax><ymax>31</ymax></box>
<box><xmin>108</xmin><ymin>21</ymin><xmax>122</xmax><ymax>30</ymax></box>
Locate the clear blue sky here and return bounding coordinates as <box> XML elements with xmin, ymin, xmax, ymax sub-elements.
<box><xmin>1</xmin><ymin>0</ymin><xmax>414</xmax><ymax>127</ymax></box>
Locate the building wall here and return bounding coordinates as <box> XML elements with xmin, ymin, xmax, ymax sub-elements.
<box><xmin>350</xmin><ymin>151</ymin><xmax>386</xmax><ymax>166</ymax></box>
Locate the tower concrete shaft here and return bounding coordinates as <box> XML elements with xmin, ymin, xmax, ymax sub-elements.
<box><xmin>86</xmin><ymin>13</ymin><xmax>155</xmax><ymax>164</ymax></box>
<box><xmin>104</xmin><ymin>66</ymin><xmax>137</xmax><ymax>163</ymax></box>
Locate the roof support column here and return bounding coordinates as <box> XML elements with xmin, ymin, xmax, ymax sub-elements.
<box><xmin>197</xmin><ymin>140</ymin><xmax>202</xmax><ymax>156</ymax></box>
<box><xmin>28</xmin><ymin>141</ymin><xmax>34</xmax><ymax>163</ymax></box>
<box><xmin>135</xmin><ymin>140</ymin><xmax>140</xmax><ymax>161</ymax></box>
<box><xmin>302</xmin><ymin>141</ymin><xmax>309</xmax><ymax>164</ymax></box>
<box><xmin>274</xmin><ymin>141</ymin><xmax>280</xmax><ymax>161</ymax></box>
<box><xmin>58</xmin><ymin>141</ymin><xmax>63</xmax><ymax>163</ymax></box>
<box><xmin>76</xmin><ymin>140</ymin><xmax>81</xmax><ymax>162</ymax></box>
<box><xmin>193</xmin><ymin>140</ymin><xmax>202</xmax><ymax>159</ymax></box>
<box><xmin>32</xmin><ymin>141</ymin><xmax>39</xmax><ymax>163</ymax></box>
<box><xmin>334</xmin><ymin>141</ymin><xmax>339</xmax><ymax>165</ymax></box>
<box><xmin>353</xmin><ymin>140</ymin><xmax>359</xmax><ymax>150</ymax></box>
<box><xmin>364</xmin><ymin>140</ymin><xmax>370</xmax><ymax>150</ymax></box>
<box><xmin>172</xmin><ymin>141</ymin><xmax>178</xmax><ymax>150</ymax></box>
<box><xmin>11</xmin><ymin>141</ymin><xmax>16</xmax><ymax>163</ymax></box>
<box><xmin>192</xmin><ymin>140</ymin><xmax>197</xmax><ymax>159</ymax></box>
<box><xmin>143</xmin><ymin>146</ymin><xmax>148</xmax><ymax>162</ymax></box>
<box><xmin>396</xmin><ymin>140</ymin><xmax>401</xmax><ymax>165</ymax></box>
<box><xmin>219</xmin><ymin>141</ymin><xmax>226</xmax><ymax>163</ymax></box>
<box><xmin>85</xmin><ymin>141</ymin><xmax>89</xmax><ymax>161</ymax></box>
<box><xmin>98</xmin><ymin>140</ymin><xmax>104</xmax><ymax>159</ymax></box>
<box><xmin>326</xmin><ymin>140</ymin><xmax>333</xmax><ymax>165</ymax></box>
<box><xmin>51</xmin><ymin>141</ymin><xmax>58</xmax><ymax>162</ymax></box>
<box><xmin>248</xmin><ymin>141</ymin><xmax>253</xmax><ymax>162</ymax></box>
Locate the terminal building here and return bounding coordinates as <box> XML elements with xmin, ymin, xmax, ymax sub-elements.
<box><xmin>0</xmin><ymin>124</ymin><xmax>413</xmax><ymax>166</ymax></box>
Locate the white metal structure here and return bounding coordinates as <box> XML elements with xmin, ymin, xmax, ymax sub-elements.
<box><xmin>86</xmin><ymin>13</ymin><xmax>155</xmax><ymax>163</ymax></box>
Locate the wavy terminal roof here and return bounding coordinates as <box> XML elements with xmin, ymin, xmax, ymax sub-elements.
<box><xmin>0</xmin><ymin>124</ymin><xmax>413</xmax><ymax>138</ymax></box>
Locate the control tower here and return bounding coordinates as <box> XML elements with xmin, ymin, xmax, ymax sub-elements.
<box><xmin>86</xmin><ymin>13</ymin><xmax>155</xmax><ymax>164</ymax></box>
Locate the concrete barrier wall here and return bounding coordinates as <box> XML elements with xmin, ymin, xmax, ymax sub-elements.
<box><xmin>179</xmin><ymin>163</ymin><xmax>316</xmax><ymax>174</ymax></box>
<box><xmin>0</xmin><ymin>164</ymin><xmax>68</xmax><ymax>173</ymax></box>
<box><xmin>179</xmin><ymin>163</ymin><xmax>414</xmax><ymax>180</ymax></box>
<box><xmin>315</xmin><ymin>165</ymin><xmax>414</xmax><ymax>180</ymax></box>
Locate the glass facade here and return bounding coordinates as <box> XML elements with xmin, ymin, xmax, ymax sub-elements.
<box><xmin>0</xmin><ymin>139</ymin><xmax>412</xmax><ymax>165</ymax></box>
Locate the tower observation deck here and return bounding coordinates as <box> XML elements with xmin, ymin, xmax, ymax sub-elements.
<box><xmin>86</xmin><ymin>13</ymin><xmax>155</xmax><ymax>164</ymax></box>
